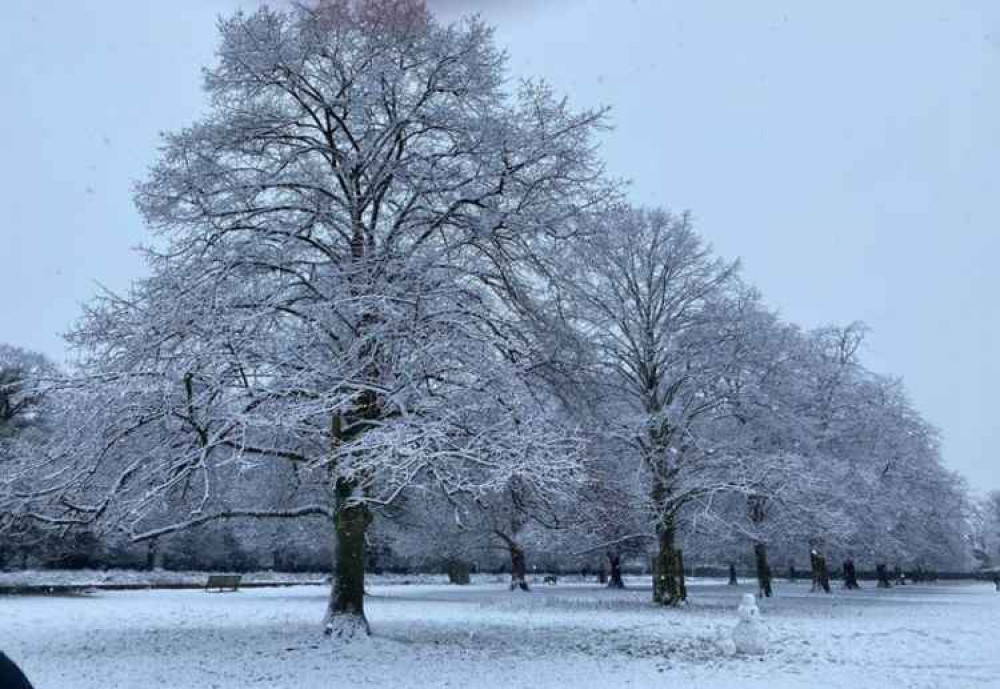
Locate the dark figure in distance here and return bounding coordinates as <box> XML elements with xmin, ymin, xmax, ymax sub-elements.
<box><xmin>0</xmin><ymin>652</ymin><xmax>35</xmax><ymax>689</ymax></box>
<box><xmin>992</xmin><ymin>572</ymin><xmax>999</xmax><ymax>592</ymax></box>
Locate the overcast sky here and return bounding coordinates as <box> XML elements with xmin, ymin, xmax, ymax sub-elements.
<box><xmin>1</xmin><ymin>0</ymin><xmax>997</xmax><ymax>493</ymax></box>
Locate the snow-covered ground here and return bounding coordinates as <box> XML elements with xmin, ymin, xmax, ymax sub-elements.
<box><xmin>2</xmin><ymin>577</ymin><xmax>998</xmax><ymax>688</ymax></box>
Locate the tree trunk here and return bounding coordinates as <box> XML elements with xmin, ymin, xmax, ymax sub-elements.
<box><xmin>728</xmin><ymin>562</ymin><xmax>738</xmax><ymax>586</ymax></box>
<box><xmin>810</xmin><ymin>548</ymin><xmax>830</xmax><ymax>593</ymax></box>
<box><xmin>843</xmin><ymin>558</ymin><xmax>860</xmax><ymax>589</ymax></box>
<box><xmin>324</xmin><ymin>479</ymin><xmax>372</xmax><ymax>639</ymax></box>
<box><xmin>875</xmin><ymin>563</ymin><xmax>892</xmax><ymax>588</ymax></box>
<box><xmin>754</xmin><ymin>542</ymin><xmax>772</xmax><ymax>598</ymax></box>
<box><xmin>675</xmin><ymin>548</ymin><xmax>687</xmax><ymax>602</ymax></box>
<box><xmin>788</xmin><ymin>561</ymin><xmax>797</xmax><ymax>582</ymax></box>
<box><xmin>653</xmin><ymin>517</ymin><xmax>686</xmax><ymax>606</ymax></box>
<box><xmin>447</xmin><ymin>560</ymin><xmax>471</xmax><ymax>585</ymax></box>
<box><xmin>606</xmin><ymin>552</ymin><xmax>625</xmax><ymax>589</ymax></box>
<box><xmin>509</xmin><ymin>544</ymin><xmax>529</xmax><ymax>591</ymax></box>
<box><xmin>145</xmin><ymin>538</ymin><xmax>159</xmax><ymax>571</ymax></box>
<box><xmin>653</xmin><ymin>522</ymin><xmax>673</xmax><ymax>604</ymax></box>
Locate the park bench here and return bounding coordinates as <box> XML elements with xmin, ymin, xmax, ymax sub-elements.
<box><xmin>205</xmin><ymin>574</ymin><xmax>242</xmax><ymax>592</ymax></box>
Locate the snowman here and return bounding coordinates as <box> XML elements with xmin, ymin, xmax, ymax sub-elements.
<box><xmin>731</xmin><ymin>593</ymin><xmax>767</xmax><ymax>655</ymax></box>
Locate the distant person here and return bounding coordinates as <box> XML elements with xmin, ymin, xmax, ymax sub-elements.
<box><xmin>0</xmin><ymin>651</ymin><xmax>35</xmax><ymax>689</ymax></box>
<box><xmin>992</xmin><ymin>572</ymin><xmax>999</xmax><ymax>592</ymax></box>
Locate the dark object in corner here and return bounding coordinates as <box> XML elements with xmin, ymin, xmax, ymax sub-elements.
<box><xmin>0</xmin><ymin>651</ymin><xmax>35</xmax><ymax>689</ymax></box>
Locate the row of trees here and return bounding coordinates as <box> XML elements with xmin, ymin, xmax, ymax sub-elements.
<box><xmin>0</xmin><ymin>0</ymin><xmax>983</xmax><ymax>639</ymax></box>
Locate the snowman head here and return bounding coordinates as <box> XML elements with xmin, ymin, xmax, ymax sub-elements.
<box><xmin>738</xmin><ymin>593</ymin><xmax>759</xmax><ymax>620</ymax></box>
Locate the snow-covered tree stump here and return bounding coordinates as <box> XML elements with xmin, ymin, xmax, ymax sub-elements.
<box><xmin>731</xmin><ymin>593</ymin><xmax>767</xmax><ymax>655</ymax></box>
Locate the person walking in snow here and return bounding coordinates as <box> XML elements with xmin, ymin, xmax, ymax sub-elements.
<box><xmin>992</xmin><ymin>572</ymin><xmax>999</xmax><ymax>592</ymax></box>
<box><xmin>0</xmin><ymin>651</ymin><xmax>35</xmax><ymax>689</ymax></box>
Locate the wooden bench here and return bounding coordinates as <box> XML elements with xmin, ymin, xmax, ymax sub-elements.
<box><xmin>205</xmin><ymin>574</ymin><xmax>242</xmax><ymax>592</ymax></box>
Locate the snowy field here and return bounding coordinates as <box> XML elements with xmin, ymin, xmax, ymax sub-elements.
<box><xmin>3</xmin><ymin>577</ymin><xmax>999</xmax><ymax>689</ymax></box>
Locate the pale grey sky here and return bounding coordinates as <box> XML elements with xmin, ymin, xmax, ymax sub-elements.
<box><xmin>1</xmin><ymin>1</ymin><xmax>997</xmax><ymax>492</ymax></box>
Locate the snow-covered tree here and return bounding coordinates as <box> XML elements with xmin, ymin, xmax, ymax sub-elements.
<box><xmin>13</xmin><ymin>0</ymin><xmax>608</xmax><ymax>639</ymax></box>
<box><xmin>969</xmin><ymin>492</ymin><xmax>1000</xmax><ymax>569</ymax></box>
<box><xmin>556</xmin><ymin>204</ymin><xmax>742</xmax><ymax>605</ymax></box>
<box><xmin>572</xmin><ymin>447</ymin><xmax>650</xmax><ymax>588</ymax></box>
<box><xmin>0</xmin><ymin>344</ymin><xmax>61</xmax><ymax>552</ymax></box>
<box><xmin>0</xmin><ymin>344</ymin><xmax>57</xmax><ymax>441</ymax></box>
<box><xmin>696</xmin><ymin>302</ymin><xmax>815</xmax><ymax>598</ymax></box>
<box><xmin>780</xmin><ymin>325</ymin><xmax>968</xmax><ymax>582</ymax></box>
